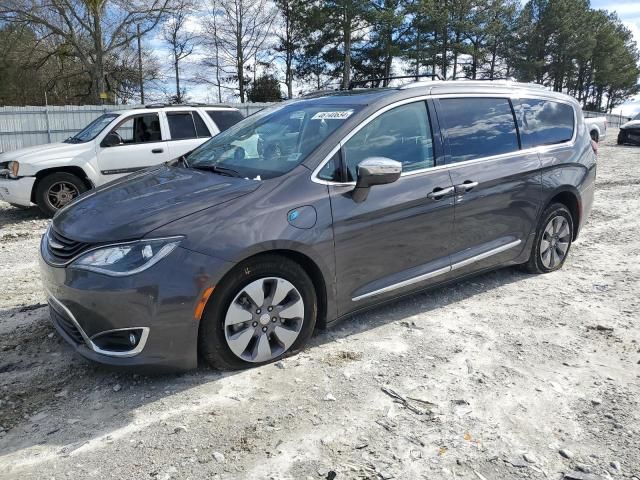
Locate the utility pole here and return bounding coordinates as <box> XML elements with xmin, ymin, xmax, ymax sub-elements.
<box><xmin>137</xmin><ymin>24</ymin><xmax>145</xmax><ymax>104</ymax></box>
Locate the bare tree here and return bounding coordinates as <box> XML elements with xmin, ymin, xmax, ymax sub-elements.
<box><xmin>0</xmin><ymin>0</ymin><xmax>172</xmax><ymax>103</ymax></box>
<box><xmin>162</xmin><ymin>0</ymin><xmax>196</xmax><ymax>103</ymax></box>
<box><xmin>203</xmin><ymin>0</ymin><xmax>275</xmax><ymax>103</ymax></box>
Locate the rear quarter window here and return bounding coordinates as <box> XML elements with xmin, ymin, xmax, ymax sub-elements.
<box><xmin>513</xmin><ymin>99</ymin><xmax>575</xmax><ymax>148</ymax></box>
<box><xmin>207</xmin><ymin>110</ymin><xmax>244</xmax><ymax>132</ymax></box>
<box><xmin>438</xmin><ymin>97</ymin><xmax>519</xmax><ymax>163</ymax></box>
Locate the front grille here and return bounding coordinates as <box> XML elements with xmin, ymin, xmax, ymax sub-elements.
<box><xmin>46</xmin><ymin>227</ymin><xmax>91</xmax><ymax>264</ymax></box>
<box><xmin>49</xmin><ymin>304</ymin><xmax>85</xmax><ymax>345</ymax></box>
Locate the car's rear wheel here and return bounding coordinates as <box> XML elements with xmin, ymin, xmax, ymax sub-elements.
<box><xmin>199</xmin><ymin>255</ymin><xmax>317</xmax><ymax>370</ymax></box>
<box><xmin>522</xmin><ymin>203</ymin><xmax>574</xmax><ymax>274</ymax></box>
<box><xmin>590</xmin><ymin>130</ymin><xmax>599</xmax><ymax>142</ymax></box>
<box><xmin>35</xmin><ymin>172</ymin><xmax>87</xmax><ymax>217</ymax></box>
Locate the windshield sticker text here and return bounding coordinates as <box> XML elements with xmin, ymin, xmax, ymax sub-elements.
<box><xmin>311</xmin><ymin>111</ymin><xmax>353</xmax><ymax>120</ymax></box>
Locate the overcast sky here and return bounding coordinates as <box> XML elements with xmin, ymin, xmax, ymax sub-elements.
<box><xmin>147</xmin><ymin>1</ymin><xmax>640</xmax><ymax>115</ymax></box>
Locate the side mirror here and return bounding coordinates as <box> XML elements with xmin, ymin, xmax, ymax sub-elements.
<box><xmin>101</xmin><ymin>132</ymin><xmax>122</xmax><ymax>148</ymax></box>
<box><xmin>352</xmin><ymin>157</ymin><xmax>402</xmax><ymax>203</ymax></box>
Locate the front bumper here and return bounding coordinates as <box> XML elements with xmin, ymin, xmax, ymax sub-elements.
<box><xmin>40</xmin><ymin>241</ymin><xmax>234</xmax><ymax>371</ymax></box>
<box><xmin>0</xmin><ymin>176</ymin><xmax>35</xmax><ymax>206</ymax></box>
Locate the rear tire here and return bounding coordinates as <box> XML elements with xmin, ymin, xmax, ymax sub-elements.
<box><xmin>199</xmin><ymin>255</ymin><xmax>317</xmax><ymax>370</ymax></box>
<box><xmin>35</xmin><ymin>172</ymin><xmax>87</xmax><ymax>217</ymax></box>
<box><xmin>522</xmin><ymin>203</ymin><xmax>574</xmax><ymax>274</ymax></box>
<box><xmin>590</xmin><ymin>130</ymin><xmax>599</xmax><ymax>142</ymax></box>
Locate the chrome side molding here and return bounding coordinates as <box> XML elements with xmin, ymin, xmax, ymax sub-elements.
<box><xmin>352</xmin><ymin>239</ymin><xmax>522</xmax><ymax>301</ymax></box>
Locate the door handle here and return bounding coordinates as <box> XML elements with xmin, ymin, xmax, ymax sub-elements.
<box><xmin>152</xmin><ymin>148</ymin><xmax>164</xmax><ymax>154</ymax></box>
<box><xmin>455</xmin><ymin>181</ymin><xmax>479</xmax><ymax>193</ymax></box>
<box><xmin>427</xmin><ymin>186</ymin><xmax>455</xmax><ymax>200</ymax></box>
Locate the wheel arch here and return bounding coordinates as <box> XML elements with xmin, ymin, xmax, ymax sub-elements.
<box><xmin>30</xmin><ymin>166</ymin><xmax>94</xmax><ymax>203</ymax></box>
<box><xmin>201</xmin><ymin>249</ymin><xmax>330</xmax><ymax>334</ymax></box>
<box><xmin>543</xmin><ymin>188</ymin><xmax>581</xmax><ymax>240</ymax></box>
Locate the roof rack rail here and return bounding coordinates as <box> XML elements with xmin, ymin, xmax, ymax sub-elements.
<box><xmin>144</xmin><ymin>102</ymin><xmax>232</xmax><ymax>109</ymax></box>
<box><xmin>348</xmin><ymin>73</ymin><xmax>442</xmax><ymax>90</ymax></box>
<box><xmin>400</xmin><ymin>78</ymin><xmax>548</xmax><ymax>90</ymax></box>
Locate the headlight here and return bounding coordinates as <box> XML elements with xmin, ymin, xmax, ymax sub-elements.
<box><xmin>70</xmin><ymin>237</ymin><xmax>182</xmax><ymax>276</ymax></box>
<box><xmin>7</xmin><ymin>161</ymin><xmax>19</xmax><ymax>178</ymax></box>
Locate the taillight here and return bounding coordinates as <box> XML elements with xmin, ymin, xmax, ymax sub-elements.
<box><xmin>590</xmin><ymin>139</ymin><xmax>598</xmax><ymax>155</ymax></box>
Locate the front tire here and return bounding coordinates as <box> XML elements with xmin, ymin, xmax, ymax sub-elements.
<box><xmin>199</xmin><ymin>255</ymin><xmax>317</xmax><ymax>370</ymax></box>
<box><xmin>522</xmin><ymin>203</ymin><xmax>574</xmax><ymax>274</ymax></box>
<box><xmin>35</xmin><ymin>172</ymin><xmax>87</xmax><ymax>217</ymax></box>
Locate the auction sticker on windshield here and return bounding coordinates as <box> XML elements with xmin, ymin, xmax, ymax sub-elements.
<box><xmin>311</xmin><ymin>110</ymin><xmax>354</xmax><ymax>120</ymax></box>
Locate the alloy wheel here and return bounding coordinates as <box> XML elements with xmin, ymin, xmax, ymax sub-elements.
<box><xmin>47</xmin><ymin>181</ymin><xmax>79</xmax><ymax>209</ymax></box>
<box><xmin>540</xmin><ymin>215</ymin><xmax>571</xmax><ymax>269</ymax></box>
<box><xmin>224</xmin><ymin>277</ymin><xmax>304</xmax><ymax>363</ymax></box>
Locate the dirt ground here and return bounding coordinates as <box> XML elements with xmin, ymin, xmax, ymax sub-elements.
<box><xmin>0</xmin><ymin>132</ymin><xmax>638</xmax><ymax>480</ymax></box>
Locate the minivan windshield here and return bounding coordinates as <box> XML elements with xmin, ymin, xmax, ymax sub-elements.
<box><xmin>64</xmin><ymin>113</ymin><xmax>119</xmax><ymax>144</ymax></box>
<box><xmin>187</xmin><ymin>102</ymin><xmax>361</xmax><ymax>179</ymax></box>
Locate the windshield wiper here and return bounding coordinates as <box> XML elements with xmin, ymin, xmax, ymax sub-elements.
<box><xmin>191</xmin><ymin>164</ymin><xmax>242</xmax><ymax>178</ymax></box>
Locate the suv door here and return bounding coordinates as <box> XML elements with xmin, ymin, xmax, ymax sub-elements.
<box><xmin>166</xmin><ymin>111</ymin><xmax>212</xmax><ymax>158</ymax></box>
<box><xmin>97</xmin><ymin>112</ymin><xmax>170</xmax><ymax>178</ymax></box>
<box><xmin>320</xmin><ymin>100</ymin><xmax>455</xmax><ymax>314</ymax></box>
<box><xmin>435</xmin><ymin>96</ymin><xmax>542</xmax><ymax>273</ymax></box>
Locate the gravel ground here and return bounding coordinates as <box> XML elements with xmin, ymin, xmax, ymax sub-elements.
<box><xmin>0</xmin><ymin>132</ymin><xmax>638</xmax><ymax>480</ymax></box>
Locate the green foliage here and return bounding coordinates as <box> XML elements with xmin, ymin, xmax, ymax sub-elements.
<box><xmin>1</xmin><ymin>0</ymin><xmax>638</xmax><ymax>108</ymax></box>
<box><xmin>247</xmin><ymin>74</ymin><xmax>283</xmax><ymax>102</ymax></box>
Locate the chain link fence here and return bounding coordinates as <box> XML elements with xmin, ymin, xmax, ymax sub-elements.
<box><xmin>0</xmin><ymin>103</ymin><xmax>272</xmax><ymax>153</ymax></box>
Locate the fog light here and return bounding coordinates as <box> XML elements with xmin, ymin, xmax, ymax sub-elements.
<box><xmin>92</xmin><ymin>328</ymin><xmax>143</xmax><ymax>353</ymax></box>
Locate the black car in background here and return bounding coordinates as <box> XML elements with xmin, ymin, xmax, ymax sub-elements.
<box><xmin>40</xmin><ymin>80</ymin><xmax>597</xmax><ymax>371</ymax></box>
<box><xmin>618</xmin><ymin>112</ymin><xmax>640</xmax><ymax>145</ymax></box>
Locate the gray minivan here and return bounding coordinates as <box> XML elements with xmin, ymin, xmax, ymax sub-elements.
<box><xmin>40</xmin><ymin>80</ymin><xmax>596</xmax><ymax>371</ymax></box>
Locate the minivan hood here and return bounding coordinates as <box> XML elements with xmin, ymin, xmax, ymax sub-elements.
<box><xmin>53</xmin><ymin>165</ymin><xmax>261</xmax><ymax>243</ymax></box>
<box><xmin>0</xmin><ymin>142</ymin><xmax>91</xmax><ymax>163</ymax></box>
<box><xmin>620</xmin><ymin>119</ymin><xmax>640</xmax><ymax>129</ymax></box>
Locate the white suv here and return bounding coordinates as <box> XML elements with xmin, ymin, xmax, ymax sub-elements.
<box><xmin>0</xmin><ymin>104</ymin><xmax>244</xmax><ymax>216</ymax></box>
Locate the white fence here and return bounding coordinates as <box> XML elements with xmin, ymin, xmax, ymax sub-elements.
<box><xmin>582</xmin><ymin>110</ymin><xmax>631</xmax><ymax>128</ymax></box>
<box><xmin>0</xmin><ymin>103</ymin><xmax>272</xmax><ymax>153</ymax></box>
<box><xmin>1</xmin><ymin>104</ymin><xmax>631</xmax><ymax>153</ymax></box>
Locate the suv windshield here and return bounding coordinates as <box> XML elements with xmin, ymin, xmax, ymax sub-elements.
<box><xmin>187</xmin><ymin>103</ymin><xmax>361</xmax><ymax>179</ymax></box>
<box><xmin>64</xmin><ymin>113</ymin><xmax>119</xmax><ymax>143</ymax></box>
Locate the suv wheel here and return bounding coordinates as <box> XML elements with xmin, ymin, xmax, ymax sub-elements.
<box><xmin>523</xmin><ymin>203</ymin><xmax>574</xmax><ymax>274</ymax></box>
<box><xmin>590</xmin><ymin>130</ymin><xmax>599</xmax><ymax>142</ymax></box>
<box><xmin>199</xmin><ymin>255</ymin><xmax>317</xmax><ymax>370</ymax></box>
<box><xmin>35</xmin><ymin>172</ymin><xmax>87</xmax><ymax>217</ymax></box>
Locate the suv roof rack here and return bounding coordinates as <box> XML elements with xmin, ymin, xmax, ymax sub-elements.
<box><xmin>144</xmin><ymin>102</ymin><xmax>233</xmax><ymax>109</ymax></box>
<box><xmin>348</xmin><ymin>73</ymin><xmax>442</xmax><ymax>90</ymax></box>
<box><xmin>400</xmin><ymin>78</ymin><xmax>548</xmax><ymax>90</ymax></box>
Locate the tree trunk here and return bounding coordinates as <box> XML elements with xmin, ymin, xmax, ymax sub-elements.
<box><xmin>175</xmin><ymin>53</ymin><xmax>181</xmax><ymax>103</ymax></box>
<box><xmin>92</xmin><ymin>10</ymin><xmax>105</xmax><ymax>104</ymax></box>
<box><xmin>342</xmin><ymin>11</ymin><xmax>351</xmax><ymax>90</ymax></box>
<box><xmin>489</xmin><ymin>40</ymin><xmax>498</xmax><ymax>80</ymax></box>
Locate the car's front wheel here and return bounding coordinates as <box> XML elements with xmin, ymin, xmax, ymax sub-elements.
<box><xmin>522</xmin><ymin>203</ymin><xmax>574</xmax><ymax>274</ymax></box>
<box><xmin>35</xmin><ymin>172</ymin><xmax>87</xmax><ymax>217</ymax></box>
<box><xmin>199</xmin><ymin>255</ymin><xmax>317</xmax><ymax>370</ymax></box>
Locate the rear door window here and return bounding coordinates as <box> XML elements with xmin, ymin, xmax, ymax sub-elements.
<box><xmin>193</xmin><ymin>112</ymin><xmax>211</xmax><ymax>137</ymax></box>
<box><xmin>438</xmin><ymin>98</ymin><xmax>519</xmax><ymax>163</ymax></box>
<box><xmin>167</xmin><ymin>112</ymin><xmax>197</xmax><ymax>140</ymax></box>
<box><xmin>513</xmin><ymin>99</ymin><xmax>575</xmax><ymax>148</ymax></box>
<box><xmin>207</xmin><ymin>110</ymin><xmax>244</xmax><ymax>132</ymax></box>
